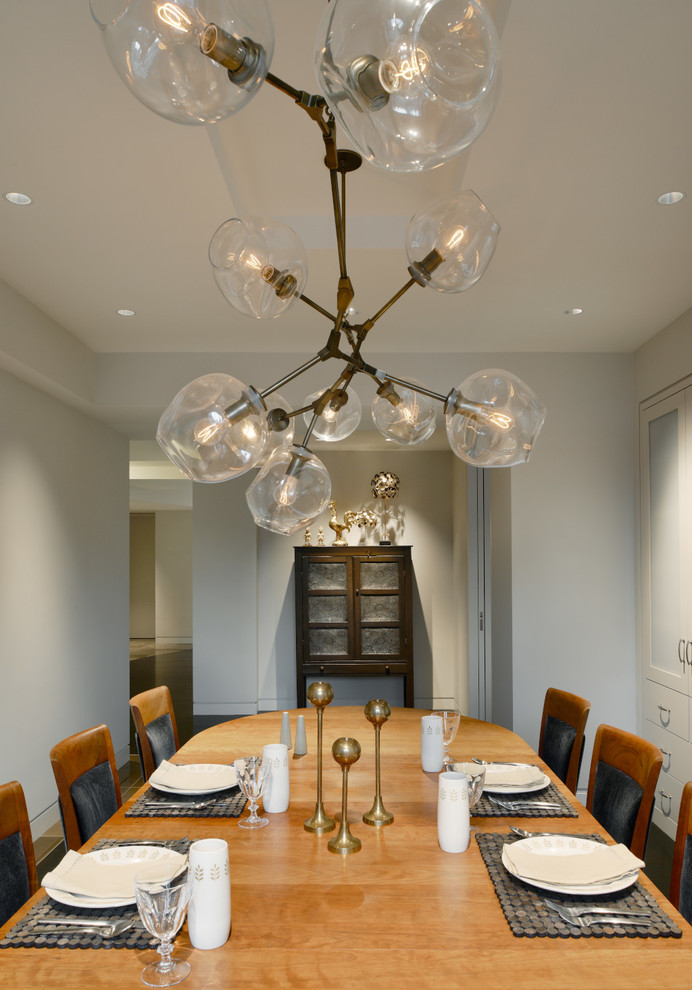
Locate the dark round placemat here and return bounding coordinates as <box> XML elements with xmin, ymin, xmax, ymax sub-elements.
<box><xmin>126</xmin><ymin>786</ymin><xmax>246</xmax><ymax>818</ymax></box>
<box><xmin>475</xmin><ymin>832</ymin><xmax>682</xmax><ymax>939</ymax></box>
<box><xmin>1</xmin><ymin>839</ymin><xmax>191</xmax><ymax>950</ymax></box>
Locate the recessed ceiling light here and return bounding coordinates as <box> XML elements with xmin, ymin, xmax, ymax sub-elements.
<box><xmin>117</xmin><ymin>308</ymin><xmax>136</xmax><ymax>317</ymax></box>
<box><xmin>564</xmin><ymin>308</ymin><xmax>583</xmax><ymax>316</ymax></box>
<box><xmin>4</xmin><ymin>192</ymin><xmax>32</xmax><ymax>206</ymax></box>
<box><xmin>657</xmin><ymin>191</ymin><xmax>685</xmax><ymax>206</ymax></box>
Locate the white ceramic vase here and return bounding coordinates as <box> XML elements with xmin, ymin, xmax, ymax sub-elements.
<box><xmin>187</xmin><ymin>838</ymin><xmax>231</xmax><ymax>950</ymax></box>
<box><xmin>421</xmin><ymin>714</ymin><xmax>444</xmax><ymax>772</ymax></box>
<box><xmin>437</xmin><ymin>771</ymin><xmax>470</xmax><ymax>854</ymax></box>
<box><xmin>262</xmin><ymin>742</ymin><xmax>290</xmax><ymax>813</ymax></box>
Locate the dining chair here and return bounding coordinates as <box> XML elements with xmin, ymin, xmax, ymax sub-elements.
<box><xmin>670</xmin><ymin>782</ymin><xmax>692</xmax><ymax>924</ymax></box>
<box><xmin>0</xmin><ymin>780</ymin><xmax>38</xmax><ymax>927</ymax></box>
<box><xmin>585</xmin><ymin>724</ymin><xmax>662</xmax><ymax>859</ymax></box>
<box><xmin>129</xmin><ymin>685</ymin><xmax>180</xmax><ymax>781</ymax></box>
<box><xmin>537</xmin><ymin>687</ymin><xmax>591</xmax><ymax>793</ymax></box>
<box><xmin>49</xmin><ymin>724</ymin><xmax>122</xmax><ymax>851</ymax></box>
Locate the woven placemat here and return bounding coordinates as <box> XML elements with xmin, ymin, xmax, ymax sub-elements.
<box><xmin>1</xmin><ymin>838</ymin><xmax>190</xmax><ymax>950</ymax></box>
<box><xmin>126</xmin><ymin>785</ymin><xmax>246</xmax><ymax>818</ymax></box>
<box><xmin>472</xmin><ymin>782</ymin><xmax>578</xmax><ymax>818</ymax></box>
<box><xmin>475</xmin><ymin>832</ymin><xmax>682</xmax><ymax>939</ymax></box>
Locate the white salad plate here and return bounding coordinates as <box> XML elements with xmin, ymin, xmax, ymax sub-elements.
<box><xmin>45</xmin><ymin>845</ymin><xmax>185</xmax><ymax>909</ymax></box>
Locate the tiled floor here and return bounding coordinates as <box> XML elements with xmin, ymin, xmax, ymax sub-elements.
<box><xmin>34</xmin><ymin>642</ymin><xmax>676</xmax><ymax>899</ymax></box>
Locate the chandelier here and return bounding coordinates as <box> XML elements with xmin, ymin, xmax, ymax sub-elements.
<box><xmin>91</xmin><ymin>0</ymin><xmax>547</xmax><ymax>535</ymax></box>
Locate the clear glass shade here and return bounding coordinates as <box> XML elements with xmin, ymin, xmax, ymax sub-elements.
<box><xmin>371</xmin><ymin>380</ymin><xmax>436</xmax><ymax>445</ymax></box>
<box><xmin>445</xmin><ymin>369</ymin><xmax>546</xmax><ymax>467</ymax></box>
<box><xmin>303</xmin><ymin>388</ymin><xmax>362</xmax><ymax>441</ymax></box>
<box><xmin>246</xmin><ymin>445</ymin><xmax>331</xmax><ymax>535</ymax></box>
<box><xmin>156</xmin><ymin>373</ymin><xmax>267</xmax><ymax>481</ymax></box>
<box><xmin>255</xmin><ymin>391</ymin><xmax>294</xmax><ymax>466</ymax></box>
<box><xmin>209</xmin><ymin>217</ymin><xmax>308</xmax><ymax>318</ymax></box>
<box><xmin>89</xmin><ymin>0</ymin><xmax>274</xmax><ymax>125</ymax></box>
<box><xmin>406</xmin><ymin>190</ymin><xmax>500</xmax><ymax>293</ymax></box>
<box><xmin>314</xmin><ymin>0</ymin><xmax>501</xmax><ymax>172</ymax></box>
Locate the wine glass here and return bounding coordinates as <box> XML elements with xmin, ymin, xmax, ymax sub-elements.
<box><xmin>134</xmin><ymin>864</ymin><xmax>191</xmax><ymax>988</ymax></box>
<box><xmin>432</xmin><ymin>710</ymin><xmax>461</xmax><ymax>766</ymax></box>
<box><xmin>234</xmin><ymin>755</ymin><xmax>269</xmax><ymax>829</ymax></box>
<box><xmin>451</xmin><ymin>762</ymin><xmax>486</xmax><ymax>831</ymax></box>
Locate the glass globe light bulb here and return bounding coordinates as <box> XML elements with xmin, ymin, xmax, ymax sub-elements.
<box><xmin>445</xmin><ymin>369</ymin><xmax>546</xmax><ymax>467</ymax></box>
<box><xmin>315</xmin><ymin>0</ymin><xmax>501</xmax><ymax>172</ymax></box>
<box><xmin>209</xmin><ymin>217</ymin><xmax>308</xmax><ymax>318</ymax></box>
<box><xmin>371</xmin><ymin>379</ymin><xmax>436</xmax><ymax>446</ymax></box>
<box><xmin>254</xmin><ymin>391</ymin><xmax>294</xmax><ymax>468</ymax></box>
<box><xmin>157</xmin><ymin>373</ymin><xmax>267</xmax><ymax>482</ymax></box>
<box><xmin>246</xmin><ymin>445</ymin><xmax>331</xmax><ymax>535</ymax></box>
<box><xmin>303</xmin><ymin>388</ymin><xmax>362</xmax><ymax>441</ymax></box>
<box><xmin>90</xmin><ymin>0</ymin><xmax>274</xmax><ymax>125</ymax></box>
<box><xmin>406</xmin><ymin>190</ymin><xmax>500</xmax><ymax>293</ymax></box>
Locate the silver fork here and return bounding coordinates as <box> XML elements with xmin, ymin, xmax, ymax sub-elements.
<box><xmin>544</xmin><ymin>898</ymin><xmax>652</xmax><ymax>920</ymax></box>
<box><xmin>489</xmin><ymin>796</ymin><xmax>563</xmax><ymax>811</ymax></box>
<box><xmin>548</xmin><ymin>905</ymin><xmax>652</xmax><ymax>928</ymax></box>
<box><xmin>143</xmin><ymin>798</ymin><xmax>218</xmax><ymax>809</ymax></box>
<box><xmin>30</xmin><ymin>919</ymin><xmax>135</xmax><ymax>938</ymax></box>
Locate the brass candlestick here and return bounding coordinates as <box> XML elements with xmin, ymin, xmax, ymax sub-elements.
<box><xmin>328</xmin><ymin>737</ymin><xmax>362</xmax><ymax>855</ymax></box>
<box><xmin>304</xmin><ymin>681</ymin><xmax>336</xmax><ymax>833</ymax></box>
<box><xmin>362</xmin><ymin>699</ymin><xmax>393</xmax><ymax>827</ymax></box>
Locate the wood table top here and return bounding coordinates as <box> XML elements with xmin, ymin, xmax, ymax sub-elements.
<box><xmin>2</xmin><ymin>707</ymin><xmax>691</xmax><ymax>988</ymax></box>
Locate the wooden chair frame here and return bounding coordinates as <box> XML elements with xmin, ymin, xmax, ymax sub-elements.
<box><xmin>49</xmin><ymin>724</ymin><xmax>122</xmax><ymax>851</ymax></box>
<box><xmin>0</xmin><ymin>780</ymin><xmax>38</xmax><ymax>897</ymax></box>
<box><xmin>129</xmin><ymin>685</ymin><xmax>180</xmax><ymax>781</ymax></box>
<box><xmin>670</xmin><ymin>781</ymin><xmax>692</xmax><ymax>911</ymax></box>
<box><xmin>586</xmin><ymin>723</ymin><xmax>662</xmax><ymax>859</ymax></box>
<box><xmin>538</xmin><ymin>687</ymin><xmax>591</xmax><ymax>793</ymax></box>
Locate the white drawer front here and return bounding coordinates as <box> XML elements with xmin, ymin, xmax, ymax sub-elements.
<box><xmin>644</xmin><ymin>719</ymin><xmax>690</xmax><ymax>782</ymax></box>
<box><xmin>652</xmin><ymin>768</ymin><xmax>684</xmax><ymax>841</ymax></box>
<box><xmin>643</xmin><ymin>679</ymin><xmax>689</xmax><ymax>741</ymax></box>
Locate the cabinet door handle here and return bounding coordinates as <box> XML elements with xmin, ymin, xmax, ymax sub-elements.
<box><xmin>658</xmin><ymin>790</ymin><xmax>672</xmax><ymax>814</ymax></box>
<box><xmin>658</xmin><ymin>704</ymin><xmax>671</xmax><ymax>715</ymax></box>
<box><xmin>679</xmin><ymin>639</ymin><xmax>686</xmax><ymax>664</ymax></box>
<box><xmin>687</xmin><ymin>640</ymin><xmax>692</xmax><ymax>665</ymax></box>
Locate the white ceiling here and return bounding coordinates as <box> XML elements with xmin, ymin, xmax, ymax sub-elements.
<box><xmin>1</xmin><ymin>0</ymin><xmax>691</xmax><ymax>447</ymax></box>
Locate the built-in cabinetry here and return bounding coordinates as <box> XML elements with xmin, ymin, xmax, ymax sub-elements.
<box><xmin>294</xmin><ymin>546</ymin><xmax>413</xmax><ymax>708</ymax></box>
<box><xmin>640</xmin><ymin>378</ymin><xmax>692</xmax><ymax>839</ymax></box>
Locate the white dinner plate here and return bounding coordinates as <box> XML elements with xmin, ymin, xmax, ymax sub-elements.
<box><xmin>501</xmin><ymin>837</ymin><xmax>639</xmax><ymax>896</ymax></box>
<box><xmin>482</xmin><ymin>770</ymin><xmax>551</xmax><ymax>794</ymax></box>
<box><xmin>149</xmin><ymin>763</ymin><xmax>237</xmax><ymax>796</ymax></box>
<box><xmin>45</xmin><ymin>845</ymin><xmax>185</xmax><ymax>909</ymax></box>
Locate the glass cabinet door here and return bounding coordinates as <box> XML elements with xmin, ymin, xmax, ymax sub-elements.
<box><xmin>356</xmin><ymin>557</ymin><xmax>404</xmax><ymax>657</ymax></box>
<box><xmin>304</xmin><ymin>558</ymin><xmax>351</xmax><ymax>659</ymax></box>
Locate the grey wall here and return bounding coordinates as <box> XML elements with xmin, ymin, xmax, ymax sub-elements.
<box><xmin>0</xmin><ymin>368</ymin><xmax>129</xmax><ymax>836</ymax></box>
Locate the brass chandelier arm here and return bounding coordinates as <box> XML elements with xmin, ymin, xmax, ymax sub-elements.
<box><xmin>376</xmin><ymin>373</ymin><xmax>449</xmax><ymax>406</ymax></box>
<box><xmin>296</xmin><ymin>293</ymin><xmax>337</xmax><ymax>323</ymax></box>
<box><xmin>258</xmin><ymin>355</ymin><xmax>324</xmax><ymax>402</ymax></box>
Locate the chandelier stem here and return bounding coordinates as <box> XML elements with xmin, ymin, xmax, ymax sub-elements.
<box><xmin>259</xmin><ymin>355</ymin><xmax>324</xmax><ymax>400</ymax></box>
<box><xmin>297</xmin><ymin>293</ymin><xmax>336</xmax><ymax>323</ymax></box>
<box><xmin>300</xmin><ymin>413</ymin><xmax>320</xmax><ymax>448</ymax></box>
<box><xmin>329</xmin><ymin>169</ymin><xmax>347</xmax><ymax>280</ymax></box>
<box><xmin>378</xmin><ymin>373</ymin><xmax>448</xmax><ymax>405</ymax></box>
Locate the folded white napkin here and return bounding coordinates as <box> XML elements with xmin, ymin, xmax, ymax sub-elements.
<box><xmin>504</xmin><ymin>840</ymin><xmax>644</xmax><ymax>886</ymax></box>
<box><xmin>483</xmin><ymin>764</ymin><xmax>546</xmax><ymax>788</ymax></box>
<box><xmin>43</xmin><ymin>848</ymin><xmax>186</xmax><ymax>900</ymax></box>
<box><xmin>149</xmin><ymin>760</ymin><xmax>237</xmax><ymax>793</ymax></box>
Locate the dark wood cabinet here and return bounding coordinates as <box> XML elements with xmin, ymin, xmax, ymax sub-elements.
<box><xmin>295</xmin><ymin>546</ymin><xmax>414</xmax><ymax>707</ymax></box>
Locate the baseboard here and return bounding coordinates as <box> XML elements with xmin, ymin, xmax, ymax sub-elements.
<box><xmin>30</xmin><ymin>801</ymin><xmax>61</xmax><ymax>843</ymax></box>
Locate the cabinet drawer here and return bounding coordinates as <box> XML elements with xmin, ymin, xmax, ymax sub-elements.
<box><xmin>643</xmin><ymin>679</ymin><xmax>689</xmax><ymax>741</ymax></box>
<box><xmin>651</xmin><ymin>768</ymin><xmax>684</xmax><ymax>842</ymax></box>
<box><xmin>644</xmin><ymin>719</ymin><xmax>689</xmax><ymax>781</ymax></box>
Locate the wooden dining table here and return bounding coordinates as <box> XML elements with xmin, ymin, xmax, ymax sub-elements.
<box><xmin>2</xmin><ymin>707</ymin><xmax>692</xmax><ymax>988</ymax></box>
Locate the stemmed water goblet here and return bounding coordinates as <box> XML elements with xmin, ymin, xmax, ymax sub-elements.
<box><xmin>234</xmin><ymin>755</ymin><xmax>269</xmax><ymax>829</ymax></box>
<box><xmin>451</xmin><ymin>762</ymin><xmax>486</xmax><ymax>831</ymax></box>
<box><xmin>134</xmin><ymin>864</ymin><xmax>192</xmax><ymax>987</ymax></box>
<box><xmin>432</xmin><ymin>710</ymin><xmax>461</xmax><ymax>766</ymax></box>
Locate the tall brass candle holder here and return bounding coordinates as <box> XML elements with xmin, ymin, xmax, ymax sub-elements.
<box><xmin>362</xmin><ymin>699</ymin><xmax>394</xmax><ymax>827</ymax></box>
<box><xmin>328</xmin><ymin>737</ymin><xmax>362</xmax><ymax>855</ymax></box>
<box><xmin>304</xmin><ymin>681</ymin><xmax>336</xmax><ymax>834</ymax></box>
